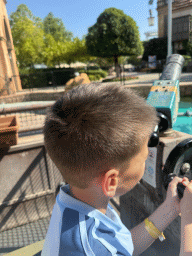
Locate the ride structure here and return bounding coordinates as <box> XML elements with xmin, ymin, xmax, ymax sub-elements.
<box><xmin>0</xmin><ymin>0</ymin><xmax>22</xmax><ymax>96</ymax></box>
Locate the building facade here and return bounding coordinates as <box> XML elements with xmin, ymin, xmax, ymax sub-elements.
<box><xmin>0</xmin><ymin>0</ymin><xmax>22</xmax><ymax>96</ymax></box>
<box><xmin>157</xmin><ymin>0</ymin><xmax>192</xmax><ymax>54</ymax></box>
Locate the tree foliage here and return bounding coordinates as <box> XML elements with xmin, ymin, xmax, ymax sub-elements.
<box><xmin>10</xmin><ymin>7</ymin><xmax>45</xmax><ymax>69</ymax></box>
<box><xmin>43</xmin><ymin>12</ymin><xmax>73</xmax><ymax>42</ymax></box>
<box><xmin>142</xmin><ymin>37</ymin><xmax>167</xmax><ymax>61</ymax></box>
<box><xmin>182</xmin><ymin>39</ymin><xmax>192</xmax><ymax>56</ymax></box>
<box><xmin>86</xmin><ymin>8</ymin><xmax>143</xmax><ymax>57</ymax></box>
<box><xmin>10</xmin><ymin>4</ymin><xmax>117</xmax><ymax>71</ymax></box>
<box><xmin>10</xmin><ymin>4</ymin><xmax>42</xmax><ymax>28</ymax></box>
<box><xmin>85</xmin><ymin>8</ymin><xmax>143</xmax><ymax>76</ymax></box>
<box><xmin>91</xmin><ymin>57</ymin><xmax>114</xmax><ymax>68</ymax></box>
<box><xmin>64</xmin><ymin>38</ymin><xmax>95</xmax><ymax>64</ymax></box>
<box><xmin>10</xmin><ymin>4</ymin><xmax>75</xmax><ymax>69</ymax></box>
<box><xmin>43</xmin><ymin>34</ymin><xmax>71</xmax><ymax>67</ymax></box>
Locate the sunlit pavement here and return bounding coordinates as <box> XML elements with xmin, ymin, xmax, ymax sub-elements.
<box><xmin>0</xmin><ymin>216</ymin><xmax>51</xmax><ymax>255</ymax></box>
<box><xmin>122</xmin><ymin>72</ymin><xmax>192</xmax><ymax>84</ymax></box>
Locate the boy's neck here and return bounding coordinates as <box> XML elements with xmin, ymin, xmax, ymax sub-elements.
<box><xmin>69</xmin><ymin>185</ymin><xmax>109</xmax><ymax>215</ymax></box>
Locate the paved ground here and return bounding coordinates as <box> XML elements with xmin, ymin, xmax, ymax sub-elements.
<box><xmin>0</xmin><ymin>216</ymin><xmax>51</xmax><ymax>255</ymax></box>
<box><xmin>122</xmin><ymin>72</ymin><xmax>192</xmax><ymax>85</ymax></box>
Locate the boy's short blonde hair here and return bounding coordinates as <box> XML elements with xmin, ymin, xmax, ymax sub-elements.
<box><xmin>44</xmin><ymin>83</ymin><xmax>159</xmax><ymax>189</ymax></box>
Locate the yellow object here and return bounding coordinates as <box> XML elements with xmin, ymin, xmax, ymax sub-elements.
<box><xmin>150</xmin><ymin>85</ymin><xmax>177</xmax><ymax>93</ymax></box>
<box><xmin>65</xmin><ymin>73</ymin><xmax>91</xmax><ymax>88</ymax></box>
<box><xmin>4</xmin><ymin>239</ymin><xmax>45</xmax><ymax>256</ymax></box>
<box><xmin>144</xmin><ymin>218</ymin><xmax>165</xmax><ymax>242</ymax></box>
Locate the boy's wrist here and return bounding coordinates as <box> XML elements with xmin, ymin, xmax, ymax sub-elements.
<box><xmin>163</xmin><ymin>198</ymin><xmax>180</xmax><ymax>219</ymax></box>
<box><xmin>148</xmin><ymin>200</ymin><xmax>179</xmax><ymax>233</ymax></box>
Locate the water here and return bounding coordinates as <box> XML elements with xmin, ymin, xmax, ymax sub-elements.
<box><xmin>173</xmin><ymin>101</ymin><xmax>192</xmax><ymax>135</ymax></box>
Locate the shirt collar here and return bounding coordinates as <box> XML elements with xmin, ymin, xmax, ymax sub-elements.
<box><xmin>58</xmin><ymin>184</ymin><xmax>121</xmax><ymax>231</ymax></box>
<box><xmin>59</xmin><ymin>184</ymin><xmax>96</xmax><ymax>215</ymax></box>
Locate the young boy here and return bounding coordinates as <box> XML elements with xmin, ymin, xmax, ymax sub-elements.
<box><xmin>41</xmin><ymin>83</ymin><xmax>192</xmax><ymax>256</ymax></box>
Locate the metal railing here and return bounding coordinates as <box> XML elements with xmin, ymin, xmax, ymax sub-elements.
<box><xmin>0</xmin><ymin>101</ymin><xmax>55</xmax><ymax>135</ymax></box>
<box><xmin>0</xmin><ymin>101</ymin><xmax>65</xmax><ymax>255</ymax></box>
<box><xmin>20</xmin><ymin>68</ymin><xmax>76</xmax><ymax>89</ymax></box>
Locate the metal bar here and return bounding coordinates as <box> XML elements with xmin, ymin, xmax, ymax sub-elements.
<box><xmin>19</xmin><ymin>125</ymin><xmax>43</xmax><ymax>133</ymax></box>
<box><xmin>7</xmin><ymin>140</ymin><xmax>44</xmax><ymax>153</ymax></box>
<box><xmin>43</xmin><ymin>147</ymin><xmax>52</xmax><ymax>190</ymax></box>
<box><xmin>0</xmin><ymin>189</ymin><xmax>54</xmax><ymax>207</ymax></box>
<box><xmin>168</xmin><ymin>0</ymin><xmax>172</xmax><ymax>56</ymax></box>
<box><xmin>0</xmin><ymin>102</ymin><xmax>54</xmax><ymax>114</ymax></box>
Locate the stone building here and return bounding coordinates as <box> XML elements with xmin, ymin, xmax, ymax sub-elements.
<box><xmin>0</xmin><ymin>0</ymin><xmax>22</xmax><ymax>96</ymax></box>
<box><xmin>157</xmin><ymin>0</ymin><xmax>192</xmax><ymax>54</ymax></box>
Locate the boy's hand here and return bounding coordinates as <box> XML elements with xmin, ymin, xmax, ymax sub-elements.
<box><xmin>165</xmin><ymin>176</ymin><xmax>190</xmax><ymax>216</ymax></box>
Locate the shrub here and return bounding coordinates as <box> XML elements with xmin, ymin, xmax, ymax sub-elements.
<box><xmin>20</xmin><ymin>68</ymin><xmax>76</xmax><ymax>89</ymax></box>
<box><xmin>87</xmin><ymin>69</ymin><xmax>108</xmax><ymax>78</ymax></box>
<box><xmin>183</xmin><ymin>55</ymin><xmax>192</xmax><ymax>67</ymax></box>
<box><xmin>88</xmin><ymin>74</ymin><xmax>102</xmax><ymax>81</ymax></box>
<box><xmin>21</xmin><ymin>72</ymin><xmax>47</xmax><ymax>89</ymax></box>
<box><xmin>102</xmin><ymin>76</ymin><xmax>138</xmax><ymax>83</ymax></box>
<box><xmin>78</xmin><ymin>69</ymin><xmax>108</xmax><ymax>78</ymax></box>
<box><xmin>78</xmin><ymin>69</ymin><xmax>86</xmax><ymax>73</ymax></box>
<box><xmin>95</xmin><ymin>74</ymin><xmax>102</xmax><ymax>80</ymax></box>
<box><xmin>88</xmin><ymin>75</ymin><xmax>97</xmax><ymax>81</ymax></box>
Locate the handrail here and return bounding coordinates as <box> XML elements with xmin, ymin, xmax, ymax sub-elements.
<box><xmin>0</xmin><ymin>101</ymin><xmax>55</xmax><ymax>134</ymax></box>
<box><xmin>0</xmin><ymin>101</ymin><xmax>55</xmax><ymax>114</ymax></box>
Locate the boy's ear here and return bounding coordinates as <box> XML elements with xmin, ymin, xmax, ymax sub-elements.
<box><xmin>102</xmin><ymin>169</ymin><xmax>119</xmax><ymax>198</ymax></box>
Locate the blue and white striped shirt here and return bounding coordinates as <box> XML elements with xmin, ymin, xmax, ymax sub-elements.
<box><xmin>41</xmin><ymin>184</ymin><xmax>134</xmax><ymax>256</ymax></box>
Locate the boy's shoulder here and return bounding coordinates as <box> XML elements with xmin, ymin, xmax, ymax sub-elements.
<box><xmin>60</xmin><ymin>206</ymin><xmax>133</xmax><ymax>255</ymax></box>
<box><xmin>42</xmin><ymin>185</ymin><xmax>133</xmax><ymax>256</ymax></box>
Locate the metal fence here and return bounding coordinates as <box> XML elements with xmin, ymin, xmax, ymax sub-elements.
<box><xmin>0</xmin><ymin>102</ymin><xmax>65</xmax><ymax>255</ymax></box>
<box><xmin>20</xmin><ymin>68</ymin><xmax>76</xmax><ymax>89</ymax></box>
<box><xmin>0</xmin><ymin>101</ymin><xmax>55</xmax><ymax>135</ymax></box>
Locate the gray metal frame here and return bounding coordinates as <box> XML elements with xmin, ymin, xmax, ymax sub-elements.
<box><xmin>0</xmin><ymin>102</ymin><xmax>65</xmax><ymax>233</ymax></box>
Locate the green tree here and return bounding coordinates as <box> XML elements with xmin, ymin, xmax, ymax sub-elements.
<box><xmin>10</xmin><ymin>4</ymin><xmax>42</xmax><ymax>28</ymax></box>
<box><xmin>43</xmin><ymin>12</ymin><xmax>73</xmax><ymax>42</ymax></box>
<box><xmin>11</xmin><ymin>16</ymin><xmax>45</xmax><ymax>69</ymax></box>
<box><xmin>10</xmin><ymin>4</ymin><xmax>74</xmax><ymax>69</ymax></box>
<box><xmin>86</xmin><ymin>8</ymin><xmax>143</xmax><ymax>77</ymax></box>
<box><xmin>91</xmin><ymin>57</ymin><xmax>114</xmax><ymax>69</ymax></box>
<box><xmin>64</xmin><ymin>37</ymin><xmax>94</xmax><ymax>64</ymax></box>
<box><xmin>10</xmin><ymin>4</ymin><xmax>45</xmax><ymax>69</ymax></box>
<box><xmin>43</xmin><ymin>34</ymin><xmax>71</xmax><ymax>67</ymax></box>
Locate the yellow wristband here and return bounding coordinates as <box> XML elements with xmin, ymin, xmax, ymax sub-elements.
<box><xmin>144</xmin><ymin>218</ymin><xmax>166</xmax><ymax>242</ymax></box>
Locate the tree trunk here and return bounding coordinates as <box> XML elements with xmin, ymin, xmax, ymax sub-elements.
<box><xmin>114</xmin><ymin>55</ymin><xmax>120</xmax><ymax>77</ymax></box>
